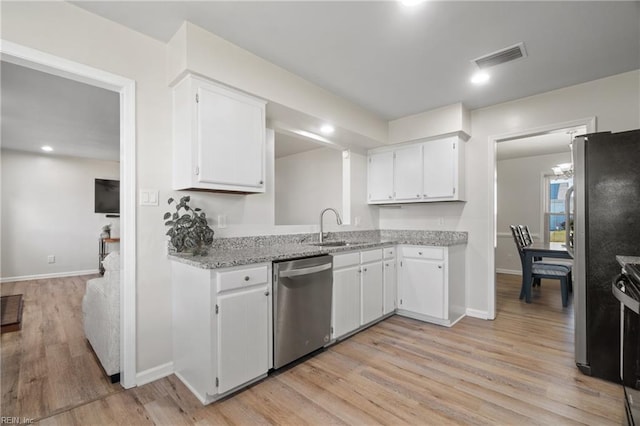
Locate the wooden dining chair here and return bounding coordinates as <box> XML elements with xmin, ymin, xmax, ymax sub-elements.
<box><xmin>509</xmin><ymin>225</ymin><xmax>572</xmax><ymax>307</ymax></box>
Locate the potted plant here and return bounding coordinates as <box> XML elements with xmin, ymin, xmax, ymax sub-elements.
<box><xmin>163</xmin><ymin>196</ymin><xmax>214</xmax><ymax>255</ymax></box>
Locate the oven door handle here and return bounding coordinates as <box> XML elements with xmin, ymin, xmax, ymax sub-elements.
<box><xmin>612</xmin><ymin>274</ymin><xmax>640</xmax><ymax>314</ymax></box>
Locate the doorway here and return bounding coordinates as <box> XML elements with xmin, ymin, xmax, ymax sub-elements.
<box><xmin>0</xmin><ymin>41</ymin><xmax>136</xmax><ymax>392</ymax></box>
<box><xmin>488</xmin><ymin>117</ymin><xmax>596</xmax><ymax>317</ymax></box>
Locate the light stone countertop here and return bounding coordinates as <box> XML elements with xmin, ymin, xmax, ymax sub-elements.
<box><xmin>168</xmin><ymin>230</ymin><xmax>468</xmax><ymax>269</ymax></box>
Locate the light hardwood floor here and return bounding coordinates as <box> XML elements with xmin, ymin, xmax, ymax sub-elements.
<box><xmin>3</xmin><ymin>274</ymin><xmax>624</xmax><ymax>425</ymax></box>
<box><xmin>1</xmin><ymin>275</ymin><xmax>121</xmax><ymax>421</ymax></box>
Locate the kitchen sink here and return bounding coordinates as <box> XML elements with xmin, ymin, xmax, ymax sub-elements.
<box><xmin>310</xmin><ymin>241</ymin><xmax>366</xmax><ymax>247</ymax></box>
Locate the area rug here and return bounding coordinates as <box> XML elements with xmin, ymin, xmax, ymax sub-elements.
<box><xmin>1</xmin><ymin>294</ymin><xmax>24</xmax><ymax>334</ymax></box>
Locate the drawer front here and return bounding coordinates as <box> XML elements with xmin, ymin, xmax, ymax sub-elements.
<box><xmin>401</xmin><ymin>246</ymin><xmax>444</xmax><ymax>260</ymax></box>
<box><xmin>383</xmin><ymin>247</ymin><xmax>395</xmax><ymax>259</ymax></box>
<box><xmin>361</xmin><ymin>248</ymin><xmax>383</xmax><ymax>264</ymax></box>
<box><xmin>217</xmin><ymin>265</ymin><xmax>268</xmax><ymax>293</ymax></box>
<box><xmin>332</xmin><ymin>252</ymin><xmax>360</xmax><ymax>269</ymax></box>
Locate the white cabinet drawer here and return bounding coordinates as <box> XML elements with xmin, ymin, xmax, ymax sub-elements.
<box><xmin>216</xmin><ymin>265</ymin><xmax>268</xmax><ymax>293</ymax></box>
<box><xmin>401</xmin><ymin>246</ymin><xmax>444</xmax><ymax>260</ymax></box>
<box><xmin>361</xmin><ymin>249</ymin><xmax>383</xmax><ymax>264</ymax></box>
<box><xmin>332</xmin><ymin>252</ymin><xmax>360</xmax><ymax>269</ymax></box>
<box><xmin>383</xmin><ymin>247</ymin><xmax>395</xmax><ymax>259</ymax></box>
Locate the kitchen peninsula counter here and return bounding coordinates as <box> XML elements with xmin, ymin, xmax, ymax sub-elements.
<box><xmin>168</xmin><ymin>229</ymin><xmax>467</xmax><ymax>269</ymax></box>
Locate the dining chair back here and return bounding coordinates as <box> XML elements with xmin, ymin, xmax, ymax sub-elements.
<box><xmin>519</xmin><ymin>225</ymin><xmax>534</xmax><ymax>245</ymax></box>
<box><xmin>509</xmin><ymin>224</ymin><xmax>572</xmax><ymax>307</ymax></box>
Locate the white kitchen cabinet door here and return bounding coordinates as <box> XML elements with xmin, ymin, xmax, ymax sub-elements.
<box><xmin>422</xmin><ymin>137</ymin><xmax>456</xmax><ymax>200</ymax></box>
<box><xmin>361</xmin><ymin>261</ymin><xmax>383</xmax><ymax>325</ymax></box>
<box><xmin>399</xmin><ymin>258</ymin><xmax>445</xmax><ymax>319</ymax></box>
<box><xmin>332</xmin><ymin>265</ymin><xmax>361</xmax><ymax>338</ymax></box>
<box><xmin>172</xmin><ymin>74</ymin><xmax>266</xmax><ymax>192</ymax></box>
<box><xmin>197</xmin><ymin>84</ymin><xmax>265</xmax><ymax>190</ymax></box>
<box><xmin>394</xmin><ymin>144</ymin><xmax>423</xmax><ymax>201</ymax></box>
<box><xmin>368</xmin><ymin>151</ymin><xmax>394</xmax><ymax>203</ymax></box>
<box><xmin>216</xmin><ymin>285</ymin><xmax>269</xmax><ymax>394</ymax></box>
<box><xmin>383</xmin><ymin>259</ymin><xmax>397</xmax><ymax>315</ymax></box>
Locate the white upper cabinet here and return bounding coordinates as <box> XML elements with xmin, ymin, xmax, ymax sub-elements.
<box><xmin>423</xmin><ymin>136</ymin><xmax>464</xmax><ymax>201</ymax></box>
<box><xmin>172</xmin><ymin>74</ymin><xmax>266</xmax><ymax>193</ymax></box>
<box><xmin>368</xmin><ymin>151</ymin><xmax>394</xmax><ymax>203</ymax></box>
<box><xmin>367</xmin><ymin>135</ymin><xmax>465</xmax><ymax>204</ymax></box>
<box><xmin>393</xmin><ymin>144</ymin><xmax>423</xmax><ymax>201</ymax></box>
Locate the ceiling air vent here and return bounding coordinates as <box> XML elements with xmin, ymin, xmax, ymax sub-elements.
<box><xmin>473</xmin><ymin>42</ymin><xmax>527</xmax><ymax>69</ymax></box>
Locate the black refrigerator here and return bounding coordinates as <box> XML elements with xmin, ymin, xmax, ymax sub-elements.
<box><xmin>570</xmin><ymin>129</ymin><xmax>640</xmax><ymax>384</ymax></box>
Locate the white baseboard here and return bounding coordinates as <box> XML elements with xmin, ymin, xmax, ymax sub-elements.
<box><xmin>136</xmin><ymin>361</ymin><xmax>174</xmax><ymax>386</ymax></box>
<box><xmin>1</xmin><ymin>269</ymin><xmax>99</xmax><ymax>284</ymax></box>
<box><xmin>466</xmin><ymin>308</ymin><xmax>492</xmax><ymax>320</ymax></box>
<box><xmin>496</xmin><ymin>268</ymin><xmax>521</xmax><ymax>276</ymax></box>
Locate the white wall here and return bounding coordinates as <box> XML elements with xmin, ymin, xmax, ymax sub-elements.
<box><xmin>0</xmin><ymin>2</ymin><xmax>382</xmax><ymax>373</ymax></box>
<box><xmin>495</xmin><ymin>152</ymin><xmax>570</xmax><ymax>274</ymax></box>
<box><xmin>380</xmin><ymin>70</ymin><xmax>640</xmax><ymax>318</ymax></box>
<box><xmin>1</xmin><ymin>150</ymin><xmax>119</xmax><ymax>279</ymax></box>
<box><xmin>275</xmin><ymin>147</ymin><xmax>342</xmax><ymax>226</ymax></box>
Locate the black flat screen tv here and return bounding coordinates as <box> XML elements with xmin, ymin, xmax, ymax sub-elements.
<box><xmin>95</xmin><ymin>178</ymin><xmax>120</xmax><ymax>215</ymax></box>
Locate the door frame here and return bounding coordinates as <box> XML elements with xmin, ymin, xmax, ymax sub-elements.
<box><xmin>1</xmin><ymin>40</ymin><xmax>137</xmax><ymax>388</ymax></box>
<box><xmin>487</xmin><ymin>116</ymin><xmax>596</xmax><ymax>319</ymax></box>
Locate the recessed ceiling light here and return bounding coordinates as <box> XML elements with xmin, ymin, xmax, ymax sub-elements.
<box><xmin>41</xmin><ymin>145</ymin><xmax>54</xmax><ymax>152</ymax></box>
<box><xmin>400</xmin><ymin>0</ymin><xmax>425</xmax><ymax>6</ymax></box>
<box><xmin>320</xmin><ymin>124</ymin><xmax>335</xmax><ymax>135</ymax></box>
<box><xmin>471</xmin><ymin>71</ymin><xmax>490</xmax><ymax>85</ymax></box>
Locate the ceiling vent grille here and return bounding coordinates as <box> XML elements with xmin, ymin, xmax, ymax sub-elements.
<box><xmin>473</xmin><ymin>42</ymin><xmax>527</xmax><ymax>69</ymax></box>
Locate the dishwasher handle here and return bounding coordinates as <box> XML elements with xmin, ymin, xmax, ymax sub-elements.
<box><xmin>279</xmin><ymin>263</ymin><xmax>332</xmax><ymax>278</ymax></box>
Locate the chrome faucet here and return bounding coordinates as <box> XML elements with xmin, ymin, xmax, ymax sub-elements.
<box><xmin>319</xmin><ymin>208</ymin><xmax>342</xmax><ymax>243</ymax></box>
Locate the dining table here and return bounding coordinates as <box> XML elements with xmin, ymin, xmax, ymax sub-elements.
<box><xmin>519</xmin><ymin>241</ymin><xmax>573</xmax><ymax>303</ymax></box>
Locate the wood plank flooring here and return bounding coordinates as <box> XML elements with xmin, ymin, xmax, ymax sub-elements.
<box><xmin>3</xmin><ymin>274</ymin><xmax>624</xmax><ymax>425</ymax></box>
<box><xmin>1</xmin><ymin>275</ymin><xmax>121</xmax><ymax>421</ymax></box>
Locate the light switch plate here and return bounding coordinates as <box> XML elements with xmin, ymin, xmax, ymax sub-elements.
<box><xmin>140</xmin><ymin>189</ymin><xmax>159</xmax><ymax>206</ymax></box>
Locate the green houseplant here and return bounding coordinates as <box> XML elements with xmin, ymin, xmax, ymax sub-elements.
<box><xmin>163</xmin><ymin>196</ymin><xmax>214</xmax><ymax>255</ymax></box>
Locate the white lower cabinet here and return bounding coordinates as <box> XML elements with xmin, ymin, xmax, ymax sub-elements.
<box><xmin>383</xmin><ymin>247</ymin><xmax>397</xmax><ymax>315</ymax></box>
<box><xmin>331</xmin><ymin>248</ymin><xmax>388</xmax><ymax>340</ymax></box>
<box><xmin>171</xmin><ymin>261</ymin><xmax>272</xmax><ymax>404</ymax></box>
<box><xmin>361</xmin><ymin>250</ymin><xmax>383</xmax><ymax>325</ymax></box>
<box><xmin>331</xmin><ymin>255</ymin><xmax>361</xmax><ymax>339</ymax></box>
<box><xmin>397</xmin><ymin>245</ymin><xmax>466</xmax><ymax>327</ymax></box>
<box><xmin>216</xmin><ymin>286</ymin><xmax>269</xmax><ymax>394</ymax></box>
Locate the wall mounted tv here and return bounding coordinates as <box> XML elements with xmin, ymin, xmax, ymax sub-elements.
<box><xmin>95</xmin><ymin>178</ymin><xmax>120</xmax><ymax>215</ymax></box>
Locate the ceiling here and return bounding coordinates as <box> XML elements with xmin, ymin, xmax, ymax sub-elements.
<box><xmin>496</xmin><ymin>126</ymin><xmax>586</xmax><ymax>161</ymax></box>
<box><xmin>72</xmin><ymin>1</ymin><xmax>640</xmax><ymax>120</ymax></box>
<box><xmin>1</xmin><ymin>61</ymin><xmax>120</xmax><ymax>161</ymax></box>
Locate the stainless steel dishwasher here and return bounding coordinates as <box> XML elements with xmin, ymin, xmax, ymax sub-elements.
<box><xmin>273</xmin><ymin>255</ymin><xmax>333</xmax><ymax>369</ymax></box>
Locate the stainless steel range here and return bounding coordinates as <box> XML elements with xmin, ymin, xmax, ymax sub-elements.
<box><xmin>613</xmin><ymin>262</ymin><xmax>640</xmax><ymax>425</ymax></box>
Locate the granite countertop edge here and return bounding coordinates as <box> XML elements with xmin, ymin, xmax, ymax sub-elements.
<box><xmin>169</xmin><ymin>236</ymin><xmax>468</xmax><ymax>270</ymax></box>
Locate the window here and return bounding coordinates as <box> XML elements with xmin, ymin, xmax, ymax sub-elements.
<box><xmin>543</xmin><ymin>175</ymin><xmax>572</xmax><ymax>242</ymax></box>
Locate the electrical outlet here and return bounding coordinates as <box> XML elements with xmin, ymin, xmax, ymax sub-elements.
<box><xmin>438</xmin><ymin>217</ymin><xmax>445</xmax><ymax>225</ymax></box>
<box><xmin>217</xmin><ymin>214</ymin><xmax>227</xmax><ymax>229</ymax></box>
<box><xmin>48</xmin><ymin>255</ymin><xmax>56</xmax><ymax>264</ymax></box>
<box><xmin>354</xmin><ymin>216</ymin><xmax>361</xmax><ymax>226</ymax></box>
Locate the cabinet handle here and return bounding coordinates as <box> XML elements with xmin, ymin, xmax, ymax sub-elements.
<box><xmin>418</xmin><ymin>252</ymin><xmax>423</xmax><ymax>255</ymax></box>
<box><xmin>423</xmin><ymin>194</ymin><xmax>427</xmax><ymax>198</ymax></box>
<box><xmin>244</xmin><ymin>276</ymin><xmax>250</xmax><ymax>281</ymax></box>
<box><xmin>264</xmin><ymin>290</ymin><xmax>270</xmax><ymax>296</ymax></box>
<box><xmin>416</xmin><ymin>194</ymin><xmax>420</xmax><ymax>198</ymax></box>
<box><xmin>388</xmin><ymin>195</ymin><xmax>392</xmax><ymax>199</ymax></box>
<box><xmin>438</xmin><ymin>265</ymin><xmax>443</xmax><ymax>269</ymax></box>
<box><xmin>259</xmin><ymin>180</ymin><xmax>264</xmax><ymax>185</ymax></box>
<box><xmin>363</xmin><ymin>268</ymin><xmax>368</xmax><ymax>272</ymax></box>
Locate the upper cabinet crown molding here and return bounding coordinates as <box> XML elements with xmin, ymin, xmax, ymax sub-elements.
<box><xmin>367</xmin><ymin>135</ymin><xmax>466</xmax><ymax>204</ymax></box>
<box><xmin>388</xmin><ymin>103</ymin><xmax>471</xmax><ymax>145</ymax></box>
<box><xmin>172</xmin><ymin>73</ymin><xmax>267</xmax><ymax>193</ymax></box>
